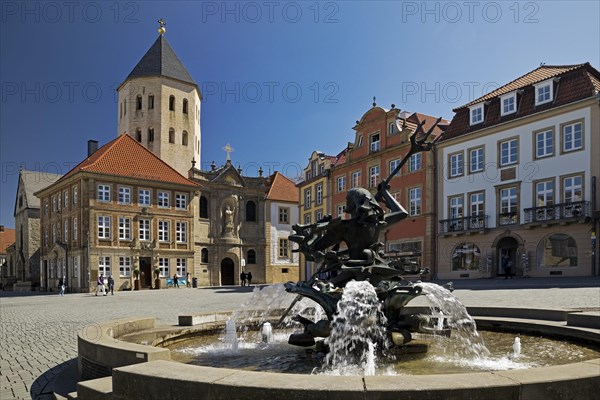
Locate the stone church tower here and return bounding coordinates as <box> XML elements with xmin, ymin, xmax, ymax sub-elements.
<box><xmin>117</xmin><ymin>24</ymin><xmax>201</xmax><ymax>176</ymax></box>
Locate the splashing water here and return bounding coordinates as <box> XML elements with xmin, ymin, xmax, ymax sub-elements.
<box><xmin>513</xmin><ymin>337</ymin><xmax>521</xmax><ymax>358</ymax></box>
<box><xmin>224</xmin><ymin>318</ymin><xmax>238</xmax><ymax>350</ymax></box>
<box><xmin>261</xmin><ymin>322</ymin><xmax>274</xmax><ymax>343</ymax></box>
<box><xmin>418</xmin><ymin>282</ymin><xmax>490</xmax><ymax>359</ymax></box>
<box><xmin>322</xmin><ymin>280</ymin><xmax>389</xmax><ymax>375</ymax></box>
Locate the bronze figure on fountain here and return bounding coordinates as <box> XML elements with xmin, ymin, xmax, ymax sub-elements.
<box><xmin>284</xmin><ymin>116</ymin><xmax>446</xmax><ymax>347</ymax></box>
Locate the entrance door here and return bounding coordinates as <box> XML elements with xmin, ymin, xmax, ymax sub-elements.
<box><xmin>497</xmin><ymin>237</ymin><xmax>519</xmax><ymax>277</ymax></box>
<box><xmin>220</xmin><ymin>258</ymin><xmax>235</xmax><ymax>285</ymax></box>
<box><xmin>140</xmin><ymin>257</ymin><xmax>152</xmax><ymax>288</ymax></box>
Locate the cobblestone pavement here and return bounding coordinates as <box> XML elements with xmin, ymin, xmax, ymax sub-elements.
<box><xmin>0</xmin><ymin>278</ymin><xmax>599</xmax><ymax>399</ymax></box>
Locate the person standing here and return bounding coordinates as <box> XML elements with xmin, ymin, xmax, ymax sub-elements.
<box><xmin>96</xmin><ymin>274</ymin><xmax>106</xmax><ymax>296</ymax></box>
<box><xmin>186</xmin><ymin>272</ymin><xmax>191</xmax><ymax>288</ymax></box>
<box><xmin>58</xmin><ymin>276</ymin><xmax>66</xmax><ymax>296</ymax></box>
<box><xmin>247</xmin><ymin>272</ymin><xmax>252</xmax><ymax>286</ymax></box>
<box><xmin>174</xmin><ymin>273</ymin><xmax>179</xmax><ymax>288</ymax></box>
<box><xmin>240</xmin><ymin>271</ymin><xmax>247</xmax><ymax>287</ymax></box>
<box><xmin>107</xmin><ymin>275</ymin><xmax>115</xmax><ymax>295</ymax></box>
<box><xmin>502</xmin><ymin>254</ymin><xmax>511</xmax><ymax>279</ymax></box>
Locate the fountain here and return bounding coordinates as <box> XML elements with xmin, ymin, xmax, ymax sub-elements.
<box><xmin>72</xmin><ymin>116</ymin><xmax>600</xmax><ymax>399</ymax></box>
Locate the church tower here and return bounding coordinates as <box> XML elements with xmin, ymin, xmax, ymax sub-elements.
<box><xmin>117</xmin><ymin>21</ymin><xmax>201</xmax><ymax>176</ymax></box>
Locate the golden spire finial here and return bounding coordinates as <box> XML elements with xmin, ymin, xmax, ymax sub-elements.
<box><xmin>158</xmin><ymin>18</ymin><xmax>166</xmax><ymax>36</ymax></box>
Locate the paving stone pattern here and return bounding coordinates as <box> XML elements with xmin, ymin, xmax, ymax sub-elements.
<box><xmin>0</xmin><ymin>278</ymin><xmax>599</xmax><ymax>399</ymax></box>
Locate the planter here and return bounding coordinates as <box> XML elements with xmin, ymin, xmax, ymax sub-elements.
<box><xmin>134</xmin><ymin>279</ymin><xmax>140</xmax><ymax>291</ymax></box>
<box><xmin>154</xmin><ymin>278</ymin><xmax>161</xmax><ymax>289</ymax></box>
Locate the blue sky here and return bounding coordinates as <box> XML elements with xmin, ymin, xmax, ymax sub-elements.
<box><xmin>1</xmin><ymin>1</ymin><xmax>599</xmax><ymax>227</ymax></box>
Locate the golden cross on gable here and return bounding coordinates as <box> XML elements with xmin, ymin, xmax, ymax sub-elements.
<box><xmin>223</xmin><ymin>143</ymin><xmax>235</xmax><ymax>161</ymax></box>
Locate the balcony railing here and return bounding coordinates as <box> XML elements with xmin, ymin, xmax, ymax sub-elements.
<box><xmin>498</xmin><ymin>212</ymin><xmax>518</xmax><ymax>226</ymax></box>
<box><xmin>440</xmin><ymin>215</ymin><xmax>488</xmax><ymax>233</ymax></box>
<box><xmin>524</xmin><ymin>201</ymin><xmax>590</xmax><ymax>224</ymax></box>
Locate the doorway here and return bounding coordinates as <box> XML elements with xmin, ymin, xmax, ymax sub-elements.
<box><xmin>497</xmin><ymin>236</ymin><xmax>519</xmax><ymax>278</ymax></box>
<box><xmin>220</xmin><ymin>258</ymin><xmax>235</xmax><ymax>285</ymax></box>
<box><xmin>140</xmin><ymin>257</ymin><xmax>152</xmax><ymax>288</ymax></box>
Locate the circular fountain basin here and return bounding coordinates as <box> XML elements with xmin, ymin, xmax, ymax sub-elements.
<box><xmin>77</xmin><ymin>309</ymin><xmax>600</xmax><ymax>400</ymax></box>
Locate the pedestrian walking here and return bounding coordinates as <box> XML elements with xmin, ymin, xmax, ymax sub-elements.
<box><xmin>502</xmin><ymin>254</ymin><xmax>512</xmax><ymax>279</ymax></box>
<box><xmin>174</xmin><ymin>273</ymin><xmax>179</xmax><ymax>288</ymax></box>
<box><xmin>186</xmin><ymin>272</ymin><xmax>191</xmax><ymax>288</ymax></box>
<box><xmin>96</xmin><ymin>274</ymin><xmax>106</xmax><ymax>296</ymax></box>
<box><xmin>247</xmin><ymin>272</ymin><xmax>252</xmax><ymax>286</ymax></box>
<box><xmin>58</xmin><ymin>276</ymin><xmax>66</xmax><ymax>296</ymax></box>
<box><xmin>107</xmin><ymin>275</ymin><xmax>115</xmax><ymax>295</ymax></box>
<box><xmin>240</xmin><ymin>271</ymin><xmax>247</xmax><ymax>287</ymax></box>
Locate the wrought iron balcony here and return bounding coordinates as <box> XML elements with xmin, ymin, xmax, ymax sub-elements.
<box><xmin>440</xmin><ymin>215</ymin><xmax>488</xmax><ymax>234</ymax></box>
<box><xmin>524</xmin><ymin>201</ymin><xmax>590</xmax><ymax>224</ymax></box>
<box><xmin>498</xmin><ymin>212</ymin><xmax>518</xmax><ymax>226</ymax></box>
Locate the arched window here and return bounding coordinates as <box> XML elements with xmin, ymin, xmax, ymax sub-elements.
<box><xmin>169</xmin><ymin>95</ymin><xmax>175</xmax><ymax>111</ymax></box>
<box><xmin>147</xmin><ymin>127</ymin><xmax>154</xmax><ymax>143</ymax></box>
<box><xmin>537</xmin><ymin>234</ymin><xmax>577</xmax><ymax>267</ymax></box>
<box><xmin>247</xmin><ymin>249</ymin><xmax>256</xmax><ymax>264</ymax></box>
<box><xmin>182</xmin><ymin>131</ymin><xmax>188</xmax><ymax>146</ymax></box>
<box><xmin>169</xmin><ymin>128</ymin><xmax>175</xmax><ymax>144</ymax></box>
<box><xmin>136</xmin><ymin>128</ymin><xmax>142</xmax><ymax>142</ymax></box>
<box><xmin>246</xmin><ymin>201</ymin><xmax>256</xmax><ymax>222</ymax></box>
<box><xmin>136</xmin><ymin>95</ymin><xmax>142</xmax><ymax>110</ymax></box>
<box><xmin>199</xmin><ymin>196</ymin><xmax>208</xmax><ymax>219</ymax></box>
<box><xmin>148</xmin><ymin>94</ymin><xmax>154</xmax><ymax>109</ymax></box>
<box><xmin>183</xmin><ymin>99</ymin><xmax>188</xmax><ymax>114</ymax></box>
<box><xmin>201</xmin><ymin>248</ymin><xmax>208</xmax><ymax>263</ymax></box>
<box><xmin>451</xmin><ymin>243</ymin><xmax>481</xmax><ymax>271</ymax></box>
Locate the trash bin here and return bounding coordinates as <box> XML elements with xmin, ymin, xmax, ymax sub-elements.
<box><xmin>192</xmin><ymin>277</ymin><xmax>198</xmax><ymax>288</ymax></box>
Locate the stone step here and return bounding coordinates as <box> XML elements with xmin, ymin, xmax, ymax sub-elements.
<box><xmin>76</xmin><ymin>376</ymin><xmax>113</xmax><ymax>400</ymax></box>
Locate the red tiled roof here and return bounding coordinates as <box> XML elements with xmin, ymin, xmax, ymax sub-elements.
<box><xmin>0</xmin><ymin>228</ymin><xmax>16</xmax><ymax>253</ymax></box>
<box><xmin>265</xmin><ymin>172</ymin><xmax>298</xmax><ymax>202</ymax></box>
<box><xmin>407</xmin><ymin>112</ymin><xmax>450</xmax><ymax>137</ymax></box>
<box><xmin>333</xmin><ymin>148</ymin><xmax>348</xmax><ymax>166</ymax></box>
<box><xmin>456</xmin><ymin>64</ymin><xmax>588</xmax><ymax>110</ymax></box>
<box><xmin>58</xmin><ymin>134</ymin><xmax>198</xmax><ymax>187</ymax></box>
<box><xmin>443</xmin><ymin>63</ymin><xmax>600</xmax><ymax>141</ymax></box>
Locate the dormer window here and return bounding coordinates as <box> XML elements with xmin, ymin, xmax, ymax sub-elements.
<box><xmin>534</xmin><ymin>80</ymin><xmax>553</xmax><ymax>106</ymax></box>
<box><xmin>469</xmin><ymin>104</ymin><xmax>484</xmax><ymax>125</ymax></box>
<box><xmin>500</xmin><ymin>92</ymin><xmax>517</xmax><ymax>116</ymax></box>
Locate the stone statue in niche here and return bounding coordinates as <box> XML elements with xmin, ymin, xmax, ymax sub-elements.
<box><xmin>222</xmin><ymin>202</ymin><xmax>237</xmax><ymax>238</ymax></box>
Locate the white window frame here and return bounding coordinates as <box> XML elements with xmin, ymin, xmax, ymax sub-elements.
<box><xmin>563</xmin><ymin>175</ymin><xmax>583</xmax><ymax>203</ymax></box>
<box><xmin>500</xmin><ymin>187</ymin><xmax>518</xmax><ymax>214</ymax></box>
<box><xmin>336</xmin><ymin>205</ymin><xmax>345</xmax><ymax>218</ymax></box>
<box><xmin>64</xmin><ymin>220</ymin><xmax>68</xmax><ymax>241</ymax></box>
<box><xmin>316</xmin><ymin>184</ymin><xmax>323</xmax><ymax>205</ymax></box>
<box><xmin>119</xmin><ymin>256</ymin><xmax>131</xmax><ymax>277</ymax></box>
<box><xmin>369</xmin><ymin>165</ymin><xmax>380</xmax><ymax>188</ymax></box>
<box><xmin>97</xmin><ymin>184</ymin><xmax>110</xmax><ymax>202</ymax></box>
<box><xmin>449</xmin><ymin>152</ymin><xmax>464</xmax><ymax>177</ymax></box>
<box><xmin>159</xmin><ymin>258</ymin><xmax>169</xmax><ymax>277</ymax></box>
<box><xmin>500</xmin><ymin>138</ymin><xmax>518</xmax><ymax>166</ymax></box>
<box><xmin>470</xmin><ymin>192</ymin><xmax>485</xmax><ymax>216</ymax></box>
<box><xmin>351</xmin><ymin>171</ymin><xmax>361</xmax><ymax>188</ymax></box>
<box><xmin>278</xmin><ymin>207</ymin><xmax>289</xmax><ymax>224</ymax></box>
<box><xmin>118</xmin><ymin>187</ymin><xmax>131</xmax><ymax>204</ymax></box>
<box><xmin>175</xmin><ymin>193</ymin><xmax>187</xmax><ymax>210</ymax></box>
<box><xmin>336</xmin><ymin>176</ymin><xmax>346</xmax><ymax>192</ymax></box>
<box><xmin>534</xmin><ymin>80</ymin><xmax>553</xmax><ymax>106</ymax></box>
<box><xmin>304</xmin><ymin>188</ymin><xmax>311</xmax><ymax>209</ymax></box>
<box><xmin>370</xmin><ymin>133</ymin><xmax>380</xmax><ymax>153</ymax></box>
<box><xmin>388</xmin><ymin>121</ymin><xmax>396</xmax><ymax>135</ymax></box>
<box><xmin>535</xmin><ymin>129</ymin><xmax>554</xmax><ymax>158</ymax></box>
<box><xmin>99</xmin><ymin>256</ymin><xmax>111</xmax><ymax>276</ymax></box>
<box><xmin>98</xmin><ymin>216</ymin><xmax>111</xmax><ymax>239</ymax></box>
<box><xmin>138</xmin><ymin>189</ymin><xmax>151</xmax><ymax>206</ymax></box>
<box><xmin>64</xmin><ymin>191</ymin><xmax>69</xmax><ymax>209</ymax></box>
<box><xmin>158</xmin><ymin>220</ymin><xmax>170</xmax><ymax>242</ymax></box>
<box><xmin>176</xmin><ymin>221</ymin><xmax>187</xmax><ymax>243</ymax></box>
<box><xmin>176</xmin><ymin>258</ymin><xmax>187</xmax><ymax>277</ymax></box>
<box><xmin>73</xmin><ymin>217</ymin><xmax>78</xmax><ymax>241</ymax></box>
<box><xmin>449</xmin><ymin>195</ymin><xmax>463</xmax><ymax>219</ymax></box>
<box><xmin>536</xmin><ymin>180</ymin><xmax>554</xmax><ymax>207</ymax></box>
<box><xmin>158</xmin><ymin>191</ymin><xmax>170</xmax><ymax>208</ymax></box>
<box><xmin>562</xmin><ymin>122</ymin><xmax>583</xmax><ymax>153</ymax></box>
<box><xmin>73</xmin><ymin>256</ymin><xmax>79</xmax><ymax>278</ymax></box>
<box><xmin>118</xmin><ymin>217</ymin><xmax>131</xmax><ymax>240</ymax></box>
<box><xmin>139</xmin><ymin>219</ymin><xmax>150</xmax><ymax>241</ymax></box>
<box><xmin>304</xmin><ymin>214</ymin><xmax>311</xmax><ymax>224</ymax></box>
<box><xmin>409</xmin><ymin>187</ymin><xmax>422</xmax><ymax>216</ymax></box>
<box><xmin>500</xmin><ymin>92</ymin><xmax>516</xmax><ymax>116</ymax></box>
<box><xmin>389</xmin><ymin>159</ymin><xmax>401</xmax><ymax>175</ymax></box>
<box><xmin>469</xmin><ymin>147</ymin><xmax>484</xmax><ymax>174</ymax></box>
<box><xmin>73</xmin><ymin>186</ymin><xmax>78</xmax><ymax>204</ymax></box>
<box><xmin>469</xmin><ymin>103</ymin><xmax>484</xmax><ymax>125</ymax></box>
<box><xmin>409</xmin><ymin>153</ymin><xmax>421</xmax><ymax>172</ymax></box>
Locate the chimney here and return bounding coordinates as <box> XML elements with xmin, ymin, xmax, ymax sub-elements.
<box><xmin>87</xmin><ymin>140</ymin><xmax>99</xmax><ymax>157</ymax></box>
